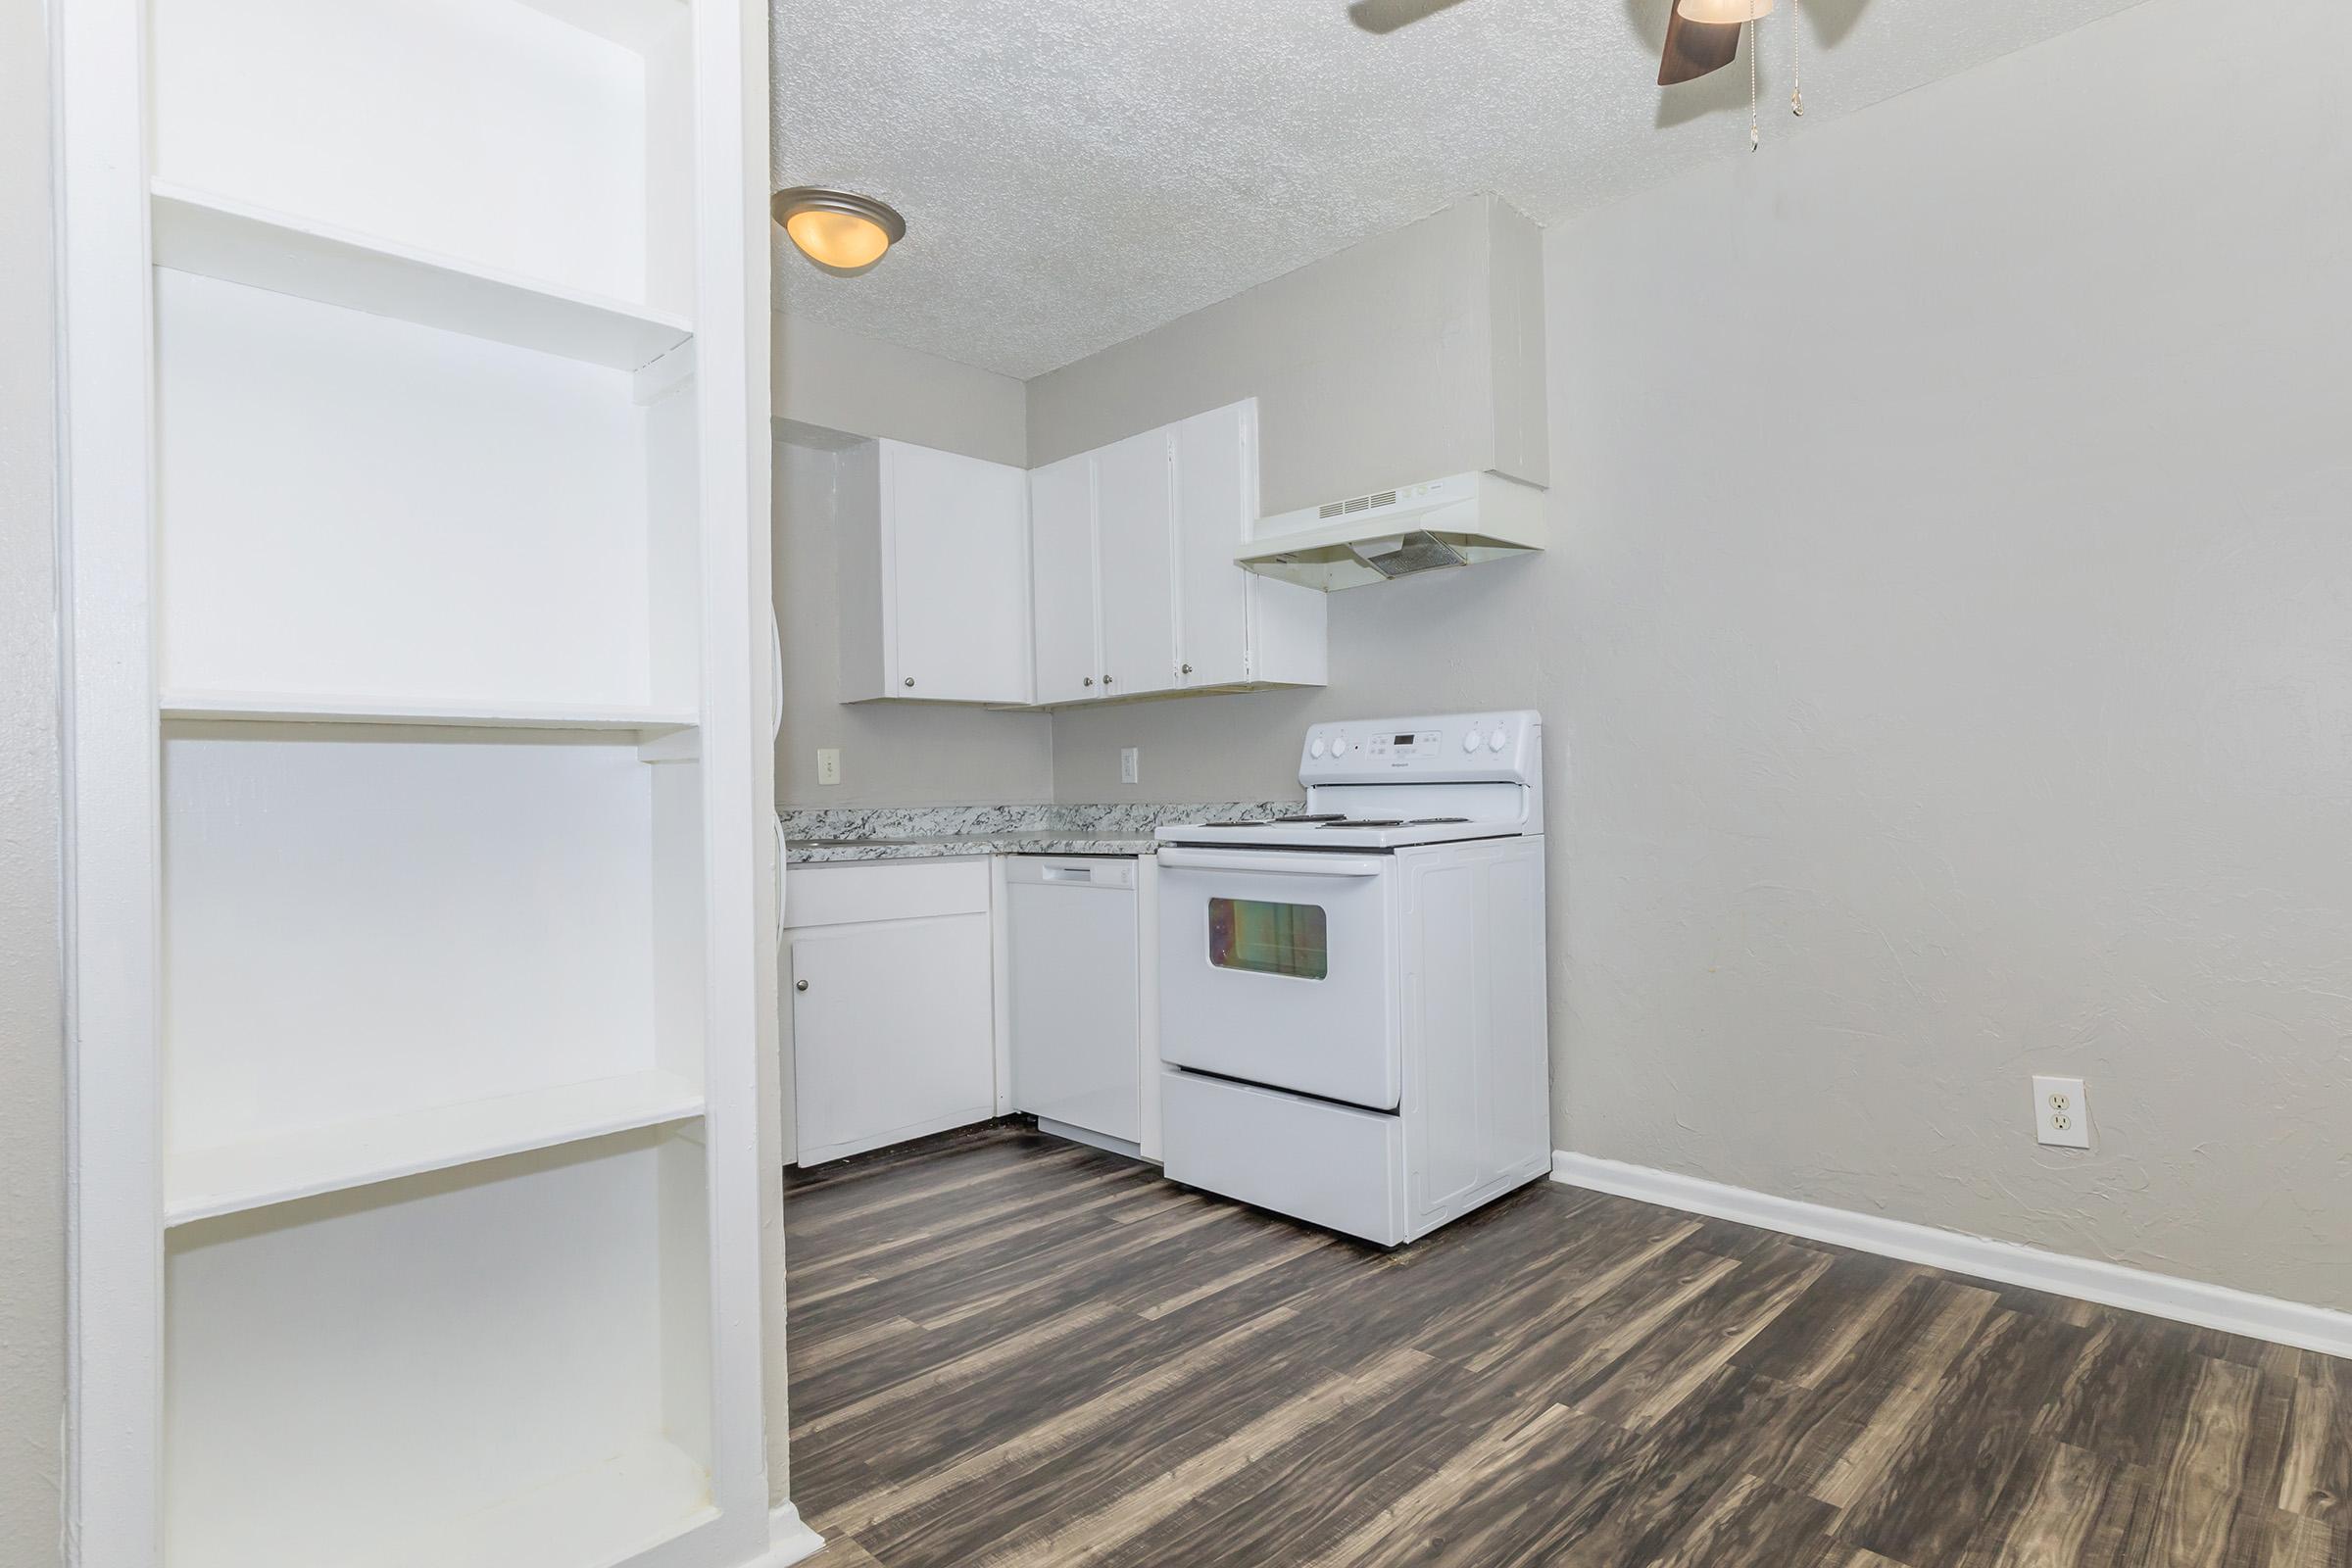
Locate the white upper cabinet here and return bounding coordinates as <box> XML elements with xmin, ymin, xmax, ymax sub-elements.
<box><xmin>1024</xmin><ymin>398</ymin><xmax>1325</xmax><ymax>708</ymax></box>
<box><xmin>838</xmin><ymin>438</ymin><xmax>1033</xmax><ymax>705</ymax></box>
<box><xmin>1028</xmin><ymin>453</ymin><xmax>1102</xmax><ymax>706</ymax></box>
<box><xmin>1095</xmin><ymin>429</ymin><xmax>1181</xmax><ymax>700</ymax></box>
<box><xmin>1173</xmin><ymin>401</ymin><xmax>1326</xmax><ymax>691</ymax></box>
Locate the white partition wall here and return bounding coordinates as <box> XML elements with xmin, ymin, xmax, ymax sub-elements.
<box><xmin>56</xmin><ymin>0</ymin><xmax>789</xmax><ymax>1560</ymax></box>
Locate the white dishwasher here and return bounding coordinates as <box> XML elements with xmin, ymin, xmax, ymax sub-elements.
<box><xmin>1004</xmin><ymin>856</ymin><xmax>1142</xmax><ymax>1152</ymax></box>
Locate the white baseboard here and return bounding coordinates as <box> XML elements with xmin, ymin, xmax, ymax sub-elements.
<box><xmin>1550</xmin><ymin>1152</ymin><xmax>2352</xmax><ymax>1359</ymax></box>
<box><xmin>760</xmin><ymin>1501</ymin><xmax>825</xmax><ymax>1567</ymax></box>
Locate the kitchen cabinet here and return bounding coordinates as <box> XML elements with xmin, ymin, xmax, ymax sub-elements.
<box><xmin>784</xmin><ymin>859</ymin><xmax>999</xmax><ymax>1165</ymax></box>
<box><xmin>1005</xmin><ymin>858</ymin><xmax>1142</xmax><ymax>1149</ymax></box>
<box><xmin>838</xmin><ymin>437</ymin><xmax>1033</xmax><ymax>706</ymax></box>
<box><xmin>1173</xmin><ymin>402</ymin><xmax>1327</xmax><ymax>691</ymax></box>
<box><xmin>1028</xmin><ymin>453</ymin><xmax>1101</xmax><ymax>706</ymax></box>
<box><xmin>1024</xmin><ymin>399</ymin><xmax>1325</xmax><ymax>708</ymax></box>
<box><xmin>1096</xmin><ymin>429</ymin><xmax>1182</xmax><ymax>699</ymax></box>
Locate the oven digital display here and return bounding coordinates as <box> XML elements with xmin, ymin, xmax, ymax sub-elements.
<box><xmin>1366</xmin><ymin>729</ymin><xmax>1443</xmax><ymax>760</ymax></box>
<box><xmin>1208</xmin><ymin>898</ymin><xmax>1329</xmax><ymax>981</ymax></box>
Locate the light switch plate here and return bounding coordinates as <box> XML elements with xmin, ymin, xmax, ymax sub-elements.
<box><xmin>1120</xmin><ymin>747</ymin><xmax>1140</xmax><ymax>785</ymax></box>
<box><xmin>2033</xmin><ymin>1075</ymin><xmax>2091</xmax><ymax>1150</ymax></box>
<box><xmin>815</xmin><ymin>748</ymin><xmax>842</xmax><ymax>787</ymax></box>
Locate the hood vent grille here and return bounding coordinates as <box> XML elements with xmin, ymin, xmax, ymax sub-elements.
<box><xmin>1317</xmin><ymin>490</ymin><xmax>1398</xmax><ymax>520</ymax></box>
<box><xmin>1241</xmin><ymin>471</ymin><xmax>1547</xmax><ymax>592</ymax></box>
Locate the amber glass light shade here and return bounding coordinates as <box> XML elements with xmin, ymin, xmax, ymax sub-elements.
<box><xmin>772</xmin><ymin>188</ymin><xmax>906</xmax><ymax>271</ymax></box>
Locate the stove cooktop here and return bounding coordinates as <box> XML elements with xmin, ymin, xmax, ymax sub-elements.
<box><xmin>1156</xmin><ymin>813</ymin><xmax>1527</xmax><ymax>851</ymax></box>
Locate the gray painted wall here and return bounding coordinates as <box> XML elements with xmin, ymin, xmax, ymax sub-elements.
<box><xmin>772</xmin><ymin>314</ymin><xmax>1026</xmax><ymax>467</ymax></box>
<box><xmin>1028</xmin><ymin>193</ymin><xmax>1548</xmax><ymax>515</ymax></box>
<box><xmin>773</xmin><ymin>434</ymin><xmax>1054</xmax><ymax>807</ymax></box>
<box><xmin>2</xmin><ymin>0</ymin><xmax>67</xmax><ymax>1557</ymax></box>
<box><xmin>1054</xmin><ymin>0</ymin><xmax>2352</xmax><ymax>1309</ymax></box>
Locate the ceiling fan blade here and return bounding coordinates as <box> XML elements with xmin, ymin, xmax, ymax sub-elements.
<box><xmin>1348</xmin><ymin>0</ymin><xmax>1475</xmax><ymax>34</ymax></box>
<box><xmin>1658</xmin><ymin>7</ymin><xmax>1741</xmax><ymax>85</ymax></box>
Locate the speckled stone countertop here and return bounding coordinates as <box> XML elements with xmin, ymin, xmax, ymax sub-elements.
<box><xmin>780</xmin><ymin>803</ymin><xmax>1301</xmax><ymax>864</ymax></box>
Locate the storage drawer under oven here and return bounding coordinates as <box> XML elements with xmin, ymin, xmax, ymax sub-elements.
<box><xmin>1160</xmin><ymin>1069</ymin><xmax>1406</xmax><ymax>1247</ymax></box>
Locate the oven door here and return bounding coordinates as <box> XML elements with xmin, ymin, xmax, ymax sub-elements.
<box><xmin>1155</xmin><ymin>847</ymin><xmax>1399</xmax><ymax>1110</ymax></box>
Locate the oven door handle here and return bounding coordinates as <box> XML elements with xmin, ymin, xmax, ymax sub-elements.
<box><xmin>1155</xmin><ymin>848</ymin><xmax>1389</xmax><ymax>878</ymax></box>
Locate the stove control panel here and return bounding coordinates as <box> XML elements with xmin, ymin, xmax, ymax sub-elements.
<box><xmin>1300</xmin><ymin>711</ymin><xmax>1542</xmax><ymax>783</ymax></box>
<box><xmin>1366</xmin><ymin>729</ymin><xmax>1442</xmax><ymax>761</ymax></box>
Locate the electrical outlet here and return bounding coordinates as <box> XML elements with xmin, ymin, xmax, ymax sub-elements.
<box><xmin>1120</xmin><ymin>747</ymin><xmax>1141</xmax><ymax>785</ymax></box>
<box><xmin>815</xmin><ymin>748</ymin><xmax>842</xmax><ymax>787</ymax></box>
<box><xmin>2033</xmin><ymin>1075</ymin><xmax>2091</xmax><ymax>1150</ymax></box>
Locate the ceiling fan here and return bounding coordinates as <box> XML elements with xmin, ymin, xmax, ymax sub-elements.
<box><xmin>1658</xmin><ymin>0</ymin><xmax>1804</xmax><ymax>147</ymax></box>
<box><xmin>1658</xmin><ymin>0</ymin><xmax>1761</xmax><ymax>86</ymax></box>
<box><xmin>1351</xmin><ymin>0</ymin><xmax>1803</xmax><ymax>124</ymax></box>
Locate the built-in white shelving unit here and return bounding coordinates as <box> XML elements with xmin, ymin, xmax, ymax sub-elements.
<box><xmin>150</xmin><ymin>181</ymin><xmax>697</xmax><ymax>370</ymax></box>
<box><xmin>159</xmin><ymin>690</ymin><xmax>702</xmax><ymax>734</ymax></box>
<box><xmin>57</xmin><ymin>0</ymin><xmax>789</xmax><ymax>1558</ymax></box>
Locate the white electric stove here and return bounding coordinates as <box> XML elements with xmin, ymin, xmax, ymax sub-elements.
<box><xmin>1152</xmin><ymin>711</ymin><xmax>1552</xmax><ymax>1246</ymax></box>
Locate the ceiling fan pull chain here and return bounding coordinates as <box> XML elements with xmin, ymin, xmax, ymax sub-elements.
<box><xmin>1790</xmin><ymin>0</ymin><xmax>1804</xmax><ymax>116</ymax></box>
<box><xmin>1748</xmin><ymin>0</ymin><xmax>1760</xmax><ymax>149</ymax></box>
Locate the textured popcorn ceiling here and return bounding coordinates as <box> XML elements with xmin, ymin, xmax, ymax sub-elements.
<box><xmin>771</xmin><ymin>0</ymin><xmax>2150</xmax><ymax>377</ymax></box>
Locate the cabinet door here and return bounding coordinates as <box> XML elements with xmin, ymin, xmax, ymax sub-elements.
<box><xmin>1173</xmin><ymin>401</ymin><xmax>1254</xmax><ymax>689</ymax></box>
<box><xmin>1028</xmin><ymin>454</ymin><xmax>1101</xmax><ymax>707</ymax></box>
<box><xmin>884</xmin><ymin>441</ymin><xmax>1031</xmax><ymax>704</ymax></box>
<box><xmin>1094</xmin><ymin>428</ymin><xmax>1178</xmax><ymax>698</ymax></box>
<box><xmin>791</xmin><ymin>914</ymin><xmax>996</xmax><ymax>1163</ymax></box>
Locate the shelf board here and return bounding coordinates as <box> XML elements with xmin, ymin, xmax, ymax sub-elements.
<box><xmin>178</xmin><ymin>1437</ymin><xmax>715</xmax><ymax>1568</ymax></box>
<box><xmin>165</xmin><ymin>1069</ymin><xmax>706</xmax><ymax>1226</ymax></box>
<box><xmin>161</xmin><ymin>689</ymin><xmax>700</xmax><ymax>735</ymax></box>
<box><xmin>150</xmin><ymin>181</ymin><xmax>694</xmax><ymax>371</ymax></box>
<box><xmin>344</xmin><ymin>1438</ymin><xmax>712</xmax><ymax>1568</ymax></box>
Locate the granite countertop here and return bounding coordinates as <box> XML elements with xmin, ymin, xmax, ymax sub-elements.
<box><xmin>780</xmin><ymin>802</ymin><xmax>1299</xmax><ymax>865</ymax></box>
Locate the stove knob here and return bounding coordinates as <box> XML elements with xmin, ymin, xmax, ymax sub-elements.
<box><xmin>1309</xmin><ymin>738</ymin><xmax>1327</xmax><ymax>759</ymax></box>
<box><xmin>1489</xmin><ymin>728</ymin><xmax>1509</xmax><ymax>753</ymax></box>
<box><xmin>1461</xmin><ymin>729</ymin><xmax>1482</xmax><ymax>754</ymax></box>
<box><xmin>1330</xmin><ymin>737</ymin><xmax>1347</xmax><ymax>756</ymax></box>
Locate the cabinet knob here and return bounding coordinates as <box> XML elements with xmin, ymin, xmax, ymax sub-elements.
<box><xmin>1083</xmin><ymin>676</ymin><xmax>1095</xmax><ymax>687</ymax></box>
<box><xmin>1102</xmin><ymin>673</ymin><xmax>1114</xmax><ymax>685</ymax></box>
<box><xmin>1181</xmin><ymin>663</ymin><xmax>1193</xmax><ymax>675</ymax></box>
<box><xmin>795</xmin><ymin>979</ymin><xmax>808</xmax><ymax>992</ymax></box>
<box><xmin>904</xmin><ymin>677</ymin><xmax>915</xmax><ymax>689</ymax></box>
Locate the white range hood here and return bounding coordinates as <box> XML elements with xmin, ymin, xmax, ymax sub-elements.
<box><xmin>1237</xmin><ymin>471</ymin><xmax>1546</xmax><ymax>591</ymax></box>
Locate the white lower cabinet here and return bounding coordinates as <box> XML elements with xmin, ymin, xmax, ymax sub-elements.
<box><xmin>785</xmin><ymin>859</ymin><xmax>998</xmax><ymax>1165</ymax></box>
<box><xmin>782</xmin><ymin>853</ymin><xmax>1166</xmax><ymax>1167</ymax></box>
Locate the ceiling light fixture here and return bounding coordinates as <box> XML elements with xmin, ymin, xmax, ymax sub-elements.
<box><xmin>772</xmin><ymin>187</ymin><xmax>906</xmax><ymax>271</ymax></box>
<box><xmin>1658</xmin><ymin>0</ymin><xmax>1806</xmax><ymax>146</ymax></box>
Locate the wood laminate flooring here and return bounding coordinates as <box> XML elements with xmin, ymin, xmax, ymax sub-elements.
<box><xmin>784</xmin><ymin>1123</ymin><xmax>2350</xmax><ymax>1568</ymax></box>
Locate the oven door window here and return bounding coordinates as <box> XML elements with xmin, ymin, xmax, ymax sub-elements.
<box><xmin>1208</xmin><ymin>897</ymin><xmax>1329</xmax><ymax>981</ymax></box>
